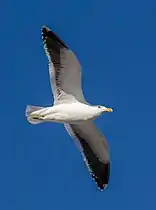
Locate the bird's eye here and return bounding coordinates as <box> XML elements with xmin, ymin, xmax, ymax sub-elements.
<box><xmin>98</xmin><ymin>105</ymin><xmax>101</xmax><ymax>108</ymax></box>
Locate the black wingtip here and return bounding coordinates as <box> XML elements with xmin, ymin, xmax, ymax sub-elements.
<box><xmin>41</xmin><ymin>25</ymin><xmax>68</xmax><ymax>49</ymax></box>
<box><xmin>41</xmin><ymin>25</ymin><xmax>51</xmax><ymax>43</ymax></box>
<box><xmin>93</xmin><ymin>162</ymin><xmax>110</xmax><ymax>191</ymax></box>
<box><xmin>42</xmin><ymin>25</ymin><xmax>50</xmax><ymax>31</ymax></box>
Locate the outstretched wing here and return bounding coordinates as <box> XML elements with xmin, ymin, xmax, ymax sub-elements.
<box><xmin>42</xmin><ymin>26</ymin><xmax>86</xmax><ymax>104</ymax></box>
<box><xmin>64</xmin><ymin>121</ymin><xmax>110</xmax><ymax>191</ymax></box>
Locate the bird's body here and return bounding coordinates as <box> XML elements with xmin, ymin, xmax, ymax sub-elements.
<box><xmin>25</xmin><ymin>25</ymin><xmax>113</xmax><ymax>191</ymax></box>
<box><xmin>27</xmin><ymin>102</ymin><xmax>104</xmax><ymax>124</ymax></box>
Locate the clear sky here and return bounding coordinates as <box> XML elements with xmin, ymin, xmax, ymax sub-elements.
<box><xmin>0</xmin><ymin>0</ymin><xmax>156</xmax><ymax>209</ymax></box>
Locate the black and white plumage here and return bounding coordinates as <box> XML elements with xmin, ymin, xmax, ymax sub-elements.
<box><xmin>25</xmin><ymin>25</ymin><xmax>113</xmax><ymax>191</ymax></box>
<box><xmin>64</xmin><ymin>122</ymin><xmax>110</xmax><ymax>190</ymax></box>
<box><xmin>42</xmin><ymin>26</ymin><xmax>86</xmax><ymax>104</ymax></box>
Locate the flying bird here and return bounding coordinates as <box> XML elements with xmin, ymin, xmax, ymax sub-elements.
<box><xmin>25</xmin><ymin>25</ymin><xmax>113</xmax><ymax>191</ymax></box>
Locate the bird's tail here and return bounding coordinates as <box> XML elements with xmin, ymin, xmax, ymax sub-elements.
<box><xmin>25</xmin><ymin>105</ymin><xmax>44</xmax><ymax>124</ymax></box>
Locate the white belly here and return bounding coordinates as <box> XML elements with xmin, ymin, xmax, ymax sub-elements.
<box><xmin>41</xmin><ymin>102</ymin><xmax>100</xmax><ymax>123</ymax></box>
<box><xmin>44</xmin><ymin>113</ymin><xmax>96</xmax><ymax>124</ymax></box>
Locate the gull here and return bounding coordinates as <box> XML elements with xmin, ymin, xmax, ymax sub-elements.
<box><xmin>25</xmin><ymin>25</ymin><xmax>113</xmax><ymax>191</ymax></box>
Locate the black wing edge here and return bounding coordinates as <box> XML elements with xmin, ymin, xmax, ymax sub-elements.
<box><xmin>74</xmin><ymin>131</ymin><xmax>110</xmax><ymax>191</ymax></box>
<box><xmin>41</xmin><ymin>25</ymin><xmax>68</xmax><ymax>49</ymax></box>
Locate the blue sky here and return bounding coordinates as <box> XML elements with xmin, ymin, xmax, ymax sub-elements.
<box><xmin>0</xmin><ymin>0</ymin><xmax>156</xmax><ymax>209</ymax></box>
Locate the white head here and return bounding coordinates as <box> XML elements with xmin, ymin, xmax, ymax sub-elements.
<box><xmin>95</xmin><ymin>105</ymin><xmax>113</xmax><ymax>114</ymax></box>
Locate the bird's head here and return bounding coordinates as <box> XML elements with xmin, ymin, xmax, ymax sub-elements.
<box><xmin>96</xmin><ymin>105</ymin><xmax>113</xmax><ymax>113</ymax></box>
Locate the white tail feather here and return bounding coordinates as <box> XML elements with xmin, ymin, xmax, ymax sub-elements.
<box><xmin>25</xmin><ymin>105</ymin><xmax>44</xmax><ymax>124</ymax></box>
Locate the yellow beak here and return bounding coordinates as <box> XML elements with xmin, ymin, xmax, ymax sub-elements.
<box><xmin>106</xmin><ymin>108</ymin><xmax>113</xmax><ymax>112</ymax></box>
